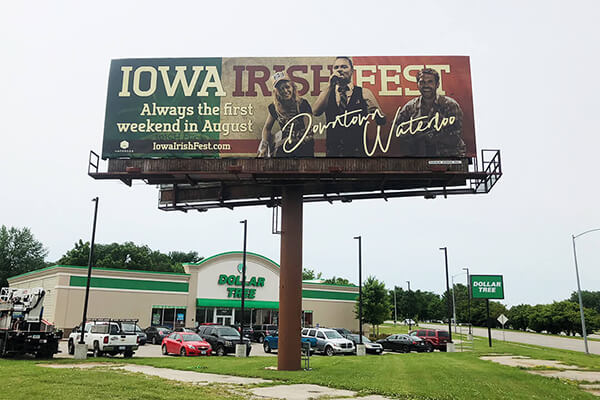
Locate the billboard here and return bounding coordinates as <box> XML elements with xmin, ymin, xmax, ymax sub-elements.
<box><xmin>102</xmin><ymin>56</ymin><xmax>475</xmax><ymax>159</ymax></box>
<box><xmin>470</xmin><ymin>275</ymin><xmax>504</xmax><ymax>299</ymax></box>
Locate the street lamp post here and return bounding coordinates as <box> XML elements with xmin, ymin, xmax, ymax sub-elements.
<box><xmin>451</xmin><ymin>272</ymin><xmax>466</xmax><ymax>334</ymax></box>
<box><xmin>354</xmin><ymin>236</ymin><xmax>363</xmax><ymax>345</ymax></box>
<box><xmin>439</xmin><ymin>247</ymin><xmax>452</xmax><ymax>342</ymax></box>
<box><xmin>406</xmin><ymin>281</ymin><xmax>412</xmax><ymax>331</ymax></box>
<box><xmin>393</xmin><ymin>286</ymin><xmax>397</xmax><ymax>326</ymax></box>
<box><xmin>79</xmin><ymin>197</ymin><xmax>99</xmax><ymax>345</ymax></box>
<box><xmin>463</xmin><ymin>267</ymin><xmax>471</xmax><ymax>335</ymax></box>
<box><xmin>239</xmin><ymin>220</ymin><xmax>247</xmax><ymax>347</ymax></box>
<box><xmin>572</xmin><ymin>228</ymin><xmax>600</xmax><ymax>355</ymax></box>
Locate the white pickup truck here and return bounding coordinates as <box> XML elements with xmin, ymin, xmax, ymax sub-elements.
<box><xmin>68</xmin><ymin>319</ymin><xmax>139</xmax><ymax>357</ymax></box>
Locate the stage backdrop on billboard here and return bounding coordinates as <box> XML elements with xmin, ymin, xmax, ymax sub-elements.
<box><xmin>102</xmin><ymin>56</ymin><xmax>476</xmax><ymax>159</ymax></box>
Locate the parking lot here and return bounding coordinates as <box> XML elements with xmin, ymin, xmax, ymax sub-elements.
<box><xmin>55</xmin><ymin>340</ymin><xmax>397</xmax><ymax>358</ymax></box>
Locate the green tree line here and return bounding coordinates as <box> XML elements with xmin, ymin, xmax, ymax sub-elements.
<box><xmin>2</xmin><ymin>224</ymin><xmax>599</xmax><ymax>336</ymax></box>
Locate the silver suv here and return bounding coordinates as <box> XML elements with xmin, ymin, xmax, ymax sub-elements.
<box><xmin>301</xmin><ymin>327</ymin><xmax>354</xmax><ymax>356</ymax></box>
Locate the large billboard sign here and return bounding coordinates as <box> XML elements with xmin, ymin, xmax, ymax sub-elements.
<box><xmin>470</xmin><ymin>275</ymin><xmax>504</xmax><ymax>299</ymax></box>
<box><xmin>102</xmin><ymin>56</ymin><xmax>476</xmax><ymax>159</ymax></box>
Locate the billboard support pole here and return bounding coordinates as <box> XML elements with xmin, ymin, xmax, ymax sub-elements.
<box><xmin>486</xmin><ymin>299</ymin><xmax>492</xmax><ymax>347</ymax></box>
<box><xmin>278</xmin><ymin>186</ymin><xmax>303</xmax><ymax>371</ymax></box>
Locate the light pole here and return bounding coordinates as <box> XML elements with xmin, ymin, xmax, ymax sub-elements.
<box><xmin>462</xmin><ymin>267</ymin><xmax>471</xmax><ymax>335</ymax></box>
<box><xmin>239</xmin><ymin>220</ymin><xmax>247</xmax><ymax>346</ymax></box>
<box><xmin>406</xmin><ymin>281</ymin><xmax>412</xmax><ymax>331</ymax></box>
<box><xmin>79</xmin><ymin>197</ymin><xmax>99</xmax><ymax>345</ymax></box>
<box><xmin>572</xmin><ymin>228</ymin><xmax>600</xmax><ymax>355</ymax></box>
<box><xmin>393</xmin><ymin>286</ymin><xmax>397</xmax><ymax>326</ymax></box>
<box><xmin>451</xmin><ymin>272</ymin><xmax>466</xmax><ymax>333</ymax></box>
<box><xmin>439</xmin><ymin>247</ymin><xmax>452</xmax><ymax>342</ymax></box>
<box><xmin>354</xmin><ymin>236</ymin><xmax>363</xmax><ymax>344</ymax></box>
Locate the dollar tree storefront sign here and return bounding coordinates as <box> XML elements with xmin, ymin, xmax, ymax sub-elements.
<box><xmin>470</xmin><ymin>275</ymin><xmax>504</xmax><ymax>299</ymax></box>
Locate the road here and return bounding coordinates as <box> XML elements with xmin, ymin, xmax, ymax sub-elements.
<box><xmin>419</xmin><ymin>324</ymin><xmax>600</xmax><ymax>355</ymax></box>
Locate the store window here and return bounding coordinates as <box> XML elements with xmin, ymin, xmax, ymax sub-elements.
<box><xmin>195</xmin><ymin>307</ymin><xmax>215</xmax><ymax>325</ymax></box>
<box><xmin>301</xmin><ymin>311</ymin><xmax>313</xmax><ymax>327</ymax></box>
<box><xmin>151</xmin><ymin>307</ymin><xmax>187</xmax><ymax>328</ymax></box>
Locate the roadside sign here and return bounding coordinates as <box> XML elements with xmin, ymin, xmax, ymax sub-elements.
<box><xmin>470</xmin><ymin>275</ymin><xmax>504</xmax><ymax>299</ymax></box>
<box><xmin>497</xmin><ymin>314</ymin><xmax>508</xmax><ymax>326</ymax></box>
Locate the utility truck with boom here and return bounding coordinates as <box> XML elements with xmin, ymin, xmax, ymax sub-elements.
<box><xmin>0</xmin><ymin>287</ymin><xmax>62</xmax><ymax>358</ymax></box>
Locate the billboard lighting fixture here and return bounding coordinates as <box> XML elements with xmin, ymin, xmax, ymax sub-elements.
<box><xmin>424</xmin><ymin>193</ymin><xmax>436</xmax><ymax>199</ymax></box>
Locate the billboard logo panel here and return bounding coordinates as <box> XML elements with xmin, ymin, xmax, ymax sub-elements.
<box><xmin>102</xmin><ymin>56</ymin><xmax>476</xmax><ymax>159</ymax></box>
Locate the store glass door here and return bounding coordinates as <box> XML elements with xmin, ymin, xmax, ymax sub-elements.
<box><xmin>216</xmin><ymin>316</ymin><xmax>232</xmax><ymax>325</ymax></box>
<box><xmin>214</xmin><ymin>308</ymin><xmax>234</xmax><ymax>325</ymax></box>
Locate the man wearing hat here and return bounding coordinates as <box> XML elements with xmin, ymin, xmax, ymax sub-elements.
<box><xmin>257</xmin><ymin>71</ymin><xmax>313</xmax><ymax>158</ymax></box>
<box><xmin>313</xmin><ymin>56</ymin><xmax>386</xmax><ymax>157</ymax></box>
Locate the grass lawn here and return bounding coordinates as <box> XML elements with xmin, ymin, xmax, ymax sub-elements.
<box><xmin>12</xmin><ymin>336</ymin><xmax>597</xmax><ymax>400</ymax></box>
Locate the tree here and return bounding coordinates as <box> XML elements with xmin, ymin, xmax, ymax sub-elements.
<box><xmin>508</xmin><ymin>304</ymin><xmax>533</xmax><ymax>331</ymax></box>
<box><xmin>356</xmin><ymin>276</ymin><xmax>390</xmax><ymax>333</ymax></box>
<box><xmin>302</xmin><ymin>268</ymin><xmax>322</xmax><ymax>281</ymax></box>
<box><xmin>569</xmin><ymin>291</ymin><xmax>600</xmax><ymax>314</ymax></box>
<box><xmin>323</xmin><ymin>276</ymin><xmax>351</xmax><ymax>285</ymax></box>
<box><xmin>0</xmin><ymin>225</ymin><xmax>48</xmax><ymax>287</ymax></box>
<box><xmin>389</xmin><ymin>287</ymin><xmax>445</xmax><ymax>323</ymax></box>
<box><xmin>57</xmin><ymin>241</ymin><xmax>201</xmax><ymax>273</ymax></box>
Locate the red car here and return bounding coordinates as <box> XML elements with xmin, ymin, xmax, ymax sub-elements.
<box><xmin>161</xmin><ymin>332</ymin><xmax>212</xmax><ymax>356</ymax></box>
<box><xmin>409</xmin><ymin>329</ymin><xmax>451</xmax><ymax>352</ymax></box>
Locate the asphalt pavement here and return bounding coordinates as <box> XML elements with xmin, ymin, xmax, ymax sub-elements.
<box><xmin>418</xmin><ymin>323</ymin><xmax>600</xmax><ymax>355</ymax></box>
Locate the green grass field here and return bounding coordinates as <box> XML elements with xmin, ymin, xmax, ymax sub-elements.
<box><xmin>2</xmin><ymin>333</ymin><xmax>599</xmax><ymax>399</ymax></box>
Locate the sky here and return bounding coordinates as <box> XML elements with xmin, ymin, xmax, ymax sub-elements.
<box><xmin>1</xmin><ymin>0</ymin><xmax>599</xmax><ymax>307</ymax></box>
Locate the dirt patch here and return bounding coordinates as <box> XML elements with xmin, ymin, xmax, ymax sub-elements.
<box><xmin>529</xmin><ymin>370</ymin><xmax>600</xmax><ymax>382</ymax></box>
<box><xmin>580</xmin><ymin>385</ymin><xmax>600</xmax><ymax>397</ymax></box>
<box><xmin>480</xmin><ymin>355</ymin><xmax>580</xmax><ymax>369</ymax></box>
<box><xmin>480</xmin><ymin>355</ymin><xmax>600</xmax><ymax>397</ymax></box>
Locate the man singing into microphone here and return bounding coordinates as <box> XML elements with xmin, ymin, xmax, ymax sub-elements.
<box><xmin>313</xmin><ymin>56</ymin><xmax>385</xmax><ymax>157</ymax></box>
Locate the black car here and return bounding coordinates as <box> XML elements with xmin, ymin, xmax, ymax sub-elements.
<box><xmin>376</xmin><ymin>334</ymin><xmax>427</xmax><ymax>353</ymax></box>
<box><xmin>230</xmin><ymin>324</ymin><xmax>253</xmax><ymax>339</ymax></box>
<box><xmin>197</xmin><ymin>325</ymin><xmax>251</xmax><ymax>356</ymax></box>
<box><xmin>121</xmin><ymin>322</ymin><xmax>147</xmax><ymax>345</ymax></box>
<box><xmin>145</xmin><ymin>326</ymin><xmax>173</xmax><ymax>345</ymax></box>
<box><xmin>174</xmin><ymin>327</ymin><xmax>196</xmax><ymax>333</ymax></box>
<box><xmin>346</xmin><ymin>334</ymin><xmax>383</xmax><ymax>354</ymax></box>
<box><xmin>333</xmin><ymin>327</ymin><xmax>352</xmax><ymax>336</ymax></box>
<box><xmin>251</xmin><ymin>324</ymin><xmax>278</xmax><ymax>343</ymax></box>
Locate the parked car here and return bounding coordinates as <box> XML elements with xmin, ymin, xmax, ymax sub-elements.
<box><xmin>161</xmin><ymin>332</ymin><xmax>211</xmax><ymax>356</ymax></box>
<box><xmin>197</xmin><ymin>325</ymin><xmax>251</xmax><ymax>356</ymax></box>
<box><xmin>332</xmin><ymin>327</ymin><xmax>352</xmax><ymax>336</ymax></box>
<box><xmin>262</xmin><ymin>331</ymin><xmax>317</xmax><ymax>353</ymax></box>
<box><xmin>67</xmin><ymin>319</ymin><xmax>139</xmax><ymax>357</ymax></box>
<box><xmin>251</xmin><ymin>324</ymin><xmax>278</xmax><ymax>343</ymax></box>
<box><xmin>174</xmin><ymin>327</ymin><xmax>196</xmax><ymax>333</ymax></box>
<box><xmin>230</xmin><ymin>324</ymin><xmax>253</xmax><ymax>339</ymax></box>
<box><xmin>121</xmin><ymin>322</ymin><xmax>147</xmax><ymax>345</ymax></box>
<box><xmin>145</xmin><ymin>326</ymin><xmax>172</xmax><ymax>345</ymax></box>
<box><xmin>345</xmin><ymin>334</ymin><xmax>383</xmax><ymax>354</ymax></box>
<box><xmin>376</xmin><ymin>334</ymin><xmax>427</xmax><ymax>353</ymax></box>
<box><xmin>301</xmin><ymin>327</ymin><xmax>354</xmax><ymax>356</ymax></box>
<box><xmin>409</xmin><ymin>329</ymin><xmax>451</xmax><ymax>352</ymax></box>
